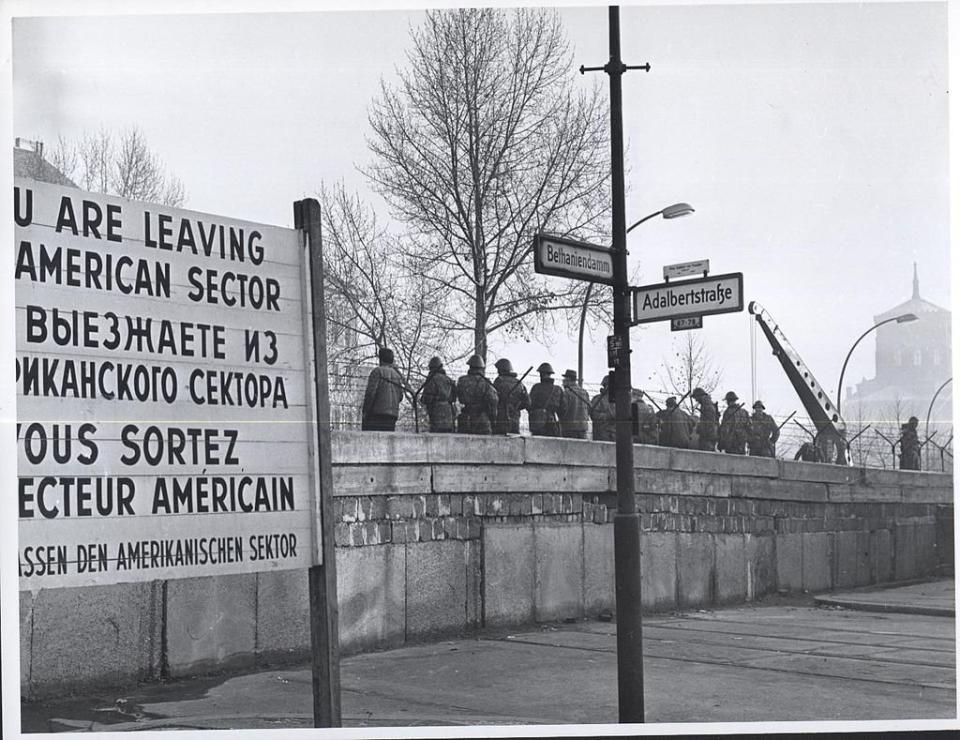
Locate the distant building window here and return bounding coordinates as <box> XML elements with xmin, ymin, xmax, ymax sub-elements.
<box><xmin>893</xmin><ymin>350</ymin><xmax>902</xmax><ymax>366</ymax></box>
<box><xmin>913</xmin><ymin>349</ymin><xmax>922</xmax><ymax>366</ymax></box>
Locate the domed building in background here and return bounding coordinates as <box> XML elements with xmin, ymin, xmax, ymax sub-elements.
<box><xmin>843</xmin><ymin>265</ymin><xmax>952</xmax><ymax>469</ymax></box>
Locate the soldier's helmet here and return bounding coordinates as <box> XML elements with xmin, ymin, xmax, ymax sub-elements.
<box><xmin>691</xmin><ymin>387</ymin><xmax>706</xmax><ymax>399</ymax></box>
<box><xmin>724</xmin><ymin>391</ymin><xmax>739</xmax><ymax>402</ymax></box>
<box><xmin>467</xmin><ymin>354</ymin><xmax>485</xmax><ymax>369</ymax></box>
<box><xmin>753</xmin><ymin>400</ymin><xmax>765</xmax><ymax>410</ymax></box>
<box><xmin>600</xmin><ymin>374</ymin><xmax>611</xmax><ymax>387</ymax></box>
<box><xmin>908</xmin><ymin>416</ymin><xmax>919</xmax><ymax>426</ymax></box>
<box><xmin>378</xmin><ymin>347</ymin><xmax>394</xmax><ymax>364</ymax></box>
<box><xmin>537</xmin><ymin>362</ymin><xmax>554</xmax><ymax>376</ymax></box>
<box><xmin>428</xmin><ymin>356</ymin><xmax>443</xmax><ymax>371</ymax></box>
<box><xmin>562</xmin><ymin>369</ymin><xmax>578</xmax><ymax>381</ymax></box>
<box><xmin>494</xmin><ymin>358</ymin><xmax>513</xmax><ymax>374</ymax></box>
<box><xmin>666</xmin><ymin>397</ymin><xmax>678</xmax><ymax>407</ymax></box>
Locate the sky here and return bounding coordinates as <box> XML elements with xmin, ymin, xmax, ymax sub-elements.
<box><xmin>6</xmin><ymin>0</ymin><xmax>952</xmax><ymax>420</ymax></box>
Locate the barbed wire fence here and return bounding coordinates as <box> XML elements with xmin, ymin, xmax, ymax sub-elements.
<box><xmin>328</xmin><ymin>365</ymin><xmax>952</xmax><ymax>470</ymax></box>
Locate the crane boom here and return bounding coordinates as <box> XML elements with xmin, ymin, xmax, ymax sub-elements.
<box><xmin>748</xmin><ymin>301</ymin><xmax>848</xmax><ymax>464</ymax></box>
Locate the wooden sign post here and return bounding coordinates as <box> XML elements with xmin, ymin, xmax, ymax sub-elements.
<box><xmin>294</xmin><ymin>198</ymin><xmax>341</xmax><ymax>727</ymax></box>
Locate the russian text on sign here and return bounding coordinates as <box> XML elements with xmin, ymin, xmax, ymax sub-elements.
<box><xmin>15</xmin><ymin>178</ymin><xmax>316</xmax><ymax>589</ymax></box>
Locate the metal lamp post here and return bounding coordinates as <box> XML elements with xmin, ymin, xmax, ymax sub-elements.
<box><xmin>577</xmin><ymin>203</ymin><xmax>694</xmax><ymax>384</ymax></box>
<box><xmin>925</xmin><ymin>377</ymin><xmax>952</xmax><ymax>468</ymax></box>
<box><xmin>836</xmin><ymin>312</ymin><xmax>918</xmax><ymax>416</ymax></box>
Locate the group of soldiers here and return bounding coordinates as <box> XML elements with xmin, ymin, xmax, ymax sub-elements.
<box><xmin>360</xmin><ymin>349</ymin><xmax>781</xmax><ymax>457</ymax></box>
<box><xmin>418</xmin><ymin>355</ymin><xmax>591</xmax><ymax>438</ymax></box>
<box><xmin>361</xmin><ymin>349</ymin><xmax>929</xmax><ymax>468</ymax></box>
<box><xmin>620</xmin><ymin>386</ymin><xmax>781</xmax><ymax>457</ymax></box>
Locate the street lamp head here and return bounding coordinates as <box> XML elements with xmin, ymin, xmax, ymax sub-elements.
<box><xmin>662</xmin><ymin>202</ymin><xmax>695</xmax><ymax>219</ymax></box>
<box><xmin>896</xmin><ymin>313</ymin><xmax>919</xmax><ymax>323</ymax></box>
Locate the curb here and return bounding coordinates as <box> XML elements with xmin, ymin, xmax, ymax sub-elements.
<box><xmin>814</xmin><ymin>596</ymin><xmax>954</xmax><ymax>618</ymax></box>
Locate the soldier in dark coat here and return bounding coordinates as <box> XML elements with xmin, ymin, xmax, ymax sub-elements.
<box><xmin>456</xmin><ymin>355</ymin><xmax>498</xmax><ymax>435</ymax></box>
<box><xmin>361</xmin><ymin>347</ymin><xmax>404</xmax><ymax>431</ymax></box>
<box><xmin>898</xmin><ymin>416</ymin><xmax>922</xmax><ymax>470</ymax></box>
<box><xmin>529</xmin><ymin>363</ymin><xmax>566</xmax><ymax>437</ymax></box>
<box><xmin>719</xmin><ymin>391</ymin><xmax>751</xmax><ymax>454</ymax></box>
<box><xmin>492</xmin><ymin>358</ymin><xmax>529</xmax><ymax>435</ymax></box>
<box><xmin>631</xmin><ymin>389</ymin><xmax>659</xmax><ymax>445</ymax></box>
<box><xmin>590</xmin><ymin>374</ymin><xmax>616</xmax><ymax>442</ymax></box>
<box><xmin>747</xmin><ymin>400</ymin><xmax>779</xmax><ymax>457</ymax></box>
<box><xmin>560</xmin><ymin>370</ymin><xmax>590</xmax><ymax>439</ymax></box>
<box><xmin>691</xmin><ymin>387</ymin><xmax>719</xmax><ymax>452</ymax></box>
<box><xmin>420</xmin><ymin>356</ymin><xmax>457</xmax><ymax>433</ymax></box>
<box><xmin>657</xmin><ymin>397</ymin><xmax>695</xmax><ymax>449</ymax></box>
<box><xmin>795</xmin><ymin>440</ymin><xmax>823</xmax><ymax>462</ymax></box>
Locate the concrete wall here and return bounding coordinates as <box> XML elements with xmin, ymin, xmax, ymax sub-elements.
<box><xmin>20</xmin><ymin>432</ymin><xmax>953</xmax><ymax>698</ymax></box>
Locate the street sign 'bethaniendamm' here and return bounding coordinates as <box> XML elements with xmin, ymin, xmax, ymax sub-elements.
<box><xmin>533</xmin><ymin>233</ymin><xmax>615</xmax><ymax>285</ymax></box>
<box><xmin>631</xmin><ymin>272</ymin><xmax>744</xmax><ymax>325</ymax></box>
<box><xmin>14</xmin><ymin>178</ymin><xmax>317</xmax><ymax>589</ymax></box>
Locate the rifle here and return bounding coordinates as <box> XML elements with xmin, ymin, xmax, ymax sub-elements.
<box><xmin>639</xmin><ymin>390</ymin><xmax>662</xmax><ymax>412</ymax></box>
<box><xmin>504</xmin><ymin>366</ymin><xmax>535</xmax><ymax>402</ymax></box>
<box><xmin>411</xmin><ymin>371</ymin><xmax>435</xmax><ymax>434</ymax></box>
<box><xmin>657</xmin><ymin>391</ymin><xmax>691</xmax><ymax>419</ymax></box>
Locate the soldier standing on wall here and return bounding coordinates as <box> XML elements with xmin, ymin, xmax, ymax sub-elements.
<box><xmin>529</xmin><ymin>363</ymin><xmax>566</xmax><ymax>437</ymax></box>
<box><xmin>493</xmin><ymin>358</ymin><xmax>530</xmax><ymax>435</ymax></box>
<box><xmin>657</xmin><ymin>396</ymin><xmax>695</xmax><ymax>449</ymax></box>
<box><xmin>420</xmin><ymin>356</ymin><xmax>457</xmax><ymax>433</ymax></box>
<box><xmin>631</xmin><ymin>389</ymin><xmax>659</xmax><ymax>445</ymax></box>
<box><xmin>691</xmin><ymin>387</ymin><xmax>719</xmax><ymax>452</ymax></box>
<box><xmin>898</xmin><ymin>416</ymin><xmax>922</xmax><ymax>470</ymax></box>
<box><xmin>590</xmin><ymin>374</ymin><xmax>616</xmax><ymax>442</ymax></box>
<box><xmin>456</xmin><ymin>355</ymin><xmax>499</xmax><ymax>435</ymax></box>
<box><xmin>795</xmin><ymin>440</ymin><xmax>824</xmax><ymax>462</ymax></box>
<box><xmin>361</xmin><ymin>347</ymin><xmax>404</xmax><ymax>431</ymax></box>
<box><xmin>747</xmin><ymin>400</ymin><xmax>779</xmax><ymax>457</ymax></box>
<box><xmin>560</xmin><ymin>369</ymin><xmax>590</xmax><ymax>439</ymax></box>
<box><xmin>718</xmin><ymin>391</ymin><xmax>751</xmax><ymax>455</ymax></box>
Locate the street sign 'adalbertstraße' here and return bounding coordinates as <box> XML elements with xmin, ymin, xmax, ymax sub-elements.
<box><xmin>632</xmin><ymin>272</ymin><xmax>744</xmax><ymax>325</ymax></box>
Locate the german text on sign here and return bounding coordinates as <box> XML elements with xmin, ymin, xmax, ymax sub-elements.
<box><xmin>532</xmin><ymin>233</ymin><xmax>615</xmax><ymax>285</ymax></box>
<box><xmin>631</xmin><ymin>272</ymin><xmax>744</xmax><ymax>325</ymax></box>
<box><xmin>14</xmin><ymin>178</ymin><xmax>318</xmax><ymax>590</ymax></box>
<box><xmin>663</xmin><ymin>259</ymin><xmax>709</xmax><ymax>280</ymax></box>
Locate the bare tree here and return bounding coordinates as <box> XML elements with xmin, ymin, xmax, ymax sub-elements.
<box><xmin>658</xmin><ymin>333</ymin><xmax>723</xmax><ymax>413</ymax></box>
<box><xmin>51</xmin><ymin>127</ymin><xmax>186</xmax><ymax>207</ymax></box>
<box><xmin>365</xmin><ymin>8</ymin><xmax>610</xmax><ymax>359</ymax></box>
<box><xmin>318</xmin><ymin>182</ymin><xmax>456</xmax><ymax>427</ymax></box>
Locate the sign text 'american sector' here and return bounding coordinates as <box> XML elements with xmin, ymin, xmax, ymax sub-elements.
<box><xmin>532</xmin><ymin>233</ymin><xmax>614</xmax><ymax>285</ymax></box>
<box><xmin>631</xmin><ymin>272</ymin><xmax>744</xmax><ymax>325</ymax></box>
<box><xmin>14</xmin><ymin>178</ymin><xmax>318</xmax><ymax>590</ymax></box>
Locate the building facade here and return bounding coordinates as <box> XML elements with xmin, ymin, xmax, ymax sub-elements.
<box><xmin>844</xmin><ymin>265</ymin><xmax>952</xmax><ymax>469</ymax></box>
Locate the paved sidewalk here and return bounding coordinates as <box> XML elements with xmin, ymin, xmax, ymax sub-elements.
<box><xmin>814</xmin><ymin>579</ymin><xmax>955</xmax><ymax>617</ymax></box>
<box><xmin>21</xmin><ymin>579</ymin><xmax>958</xmax><ymax>732</ymax></box>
